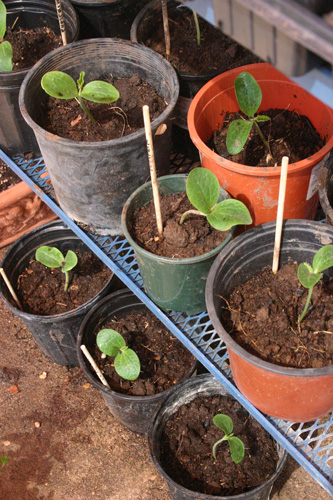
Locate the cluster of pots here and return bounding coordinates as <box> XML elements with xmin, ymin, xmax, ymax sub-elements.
<box><xmin>1</xmin><ymin>1</ymin><xmax>333</xmax><ymax>498</ymax></box>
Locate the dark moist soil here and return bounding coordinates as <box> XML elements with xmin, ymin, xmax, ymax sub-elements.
<box><xmin>16</xmin><ymin>251</ymin><xmax>112</xmax><ymax>315</ymax></box>
<box><xmin>39</xmin><ymin>75</ymin><xmax>167</xmax><ymax>142</ymax></box>
<box><xmin>211</xmin><ymin>109</ymin><xmax>325</xmax><ymax>167</ymax></box>
<box><xmin>92</xmin><ymin>309</ymin><xmax>195</xmax><ymax>396</ymax></box>
<box><xmin>160</xmin><ymin>394</ymin><xmax>279</xmax><ymax>496</ymax></box>
<box><xmin>143</xmin><ymin>4</ymin><xmax>260</xmax><ymax>74</ymax></box>
<box><xmin>130</xmin><ymin>192</ymin><xmax>229</xmax><ymax>258</ymax></box>
<box><xmin>4</xmin><ymin>26</ymin><xmax>62</xmax><ymax>71</ymax></box>
<box><xmin>0</xmin><ymin>160</ymin><xmax>21</xmax><ymax>192</ymax></box>
<box><xmin>220</xmin><ymin>263</ymin><xmax>333</xmax><ymax>369</ymax></box>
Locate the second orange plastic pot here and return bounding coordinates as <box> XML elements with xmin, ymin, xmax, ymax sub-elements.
<box><xmin>188</xmin><ymin>63</ymin><xmax>333</xmax><ymax>227</ymax></box>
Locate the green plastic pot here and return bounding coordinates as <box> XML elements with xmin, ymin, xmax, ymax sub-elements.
<box><xmin>121</xmin><ymin>174</ymin><xmax>233</xmax><ymax>315</ymax></box>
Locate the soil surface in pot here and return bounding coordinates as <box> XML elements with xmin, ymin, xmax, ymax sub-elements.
<box><xmin>211</xmin><ymin>109</ymin><xmax>325</xmax><ymax>167</ymax></box>
<box><xmin>4</xmin><ymin>27</ymin><xmax>61</xmax><ymax>71</ymax></box>
<box><xmin>160</xmin><ymin>394</ymin><xmax>279</xmax><ymax>496</ymax></box>
<box><xmin>220</xmin><ymin>263</ymin><xmax>333</xmax><ymax>369</ymax></box>
<box><xmin>16</xmin><ymin>251</ymin><xmax>112</xmax><ymax>315</ymax></box>
<box><xmin>143</xmin><ymin>4</ymin><xmax>259</xmax><ymax>74</ymax></box>
<box><xmin>92</xmin><ymin>309</ymin><xmax>195</xmax><ymax>396</ymax></box>
<box><xmin>130</xmin><ymin>192</ymin><xmax>229</xmax><ymax>258</ymax></box>
<box><xmin>0</xmin><ymin>160</ymin><xmax>21</xmax><ymax>192</ymax></box>
<box><xmin>39</xmin><ymin>75</ymin><xmax>167</xmax><ymax>142</ymax></box>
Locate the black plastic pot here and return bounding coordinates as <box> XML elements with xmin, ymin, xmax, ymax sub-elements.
<box><xmin>77</xmin><ymin>289</ymin><xmax>198</xmax><ymax>434</ymax></box>
<box><xmin>69</xmin><ymin>0</ymin><xmax>148</xmax><ymax>40</ymax></box>
<box><xmin>318</xmin><ymin>151</ymin><xmax>333</xmax><ymax>225</ymax></box>
<box><xmin>205</xmin><ymin>220</ymin><xmax>333</xmax><ymax>422</ymax></box>
<box><xmin>0</xmin><ymin>220</ymin><xmax>114</xmax><ymax>367</ymax></box>
<box><xmin>130</xmin><ymin>0</ymin><xmax>258</xmax><ymax>160</ymax></box>
<box><xmin>0</xmin><ymin>0</ymin><xmax>79</xmax><ymax>156</ymax></box>
<box><xmin>148</xmin><ymin>374</ymin><xmax>287</xmax><ymax>500</ymax></box>
<box><xmin>19</xmin><ymin>38</ymin><xmax>179</xmax><ymax>236</ymax></box>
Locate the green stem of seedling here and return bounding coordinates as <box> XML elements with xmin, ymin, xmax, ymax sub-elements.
<box><xmin>180</xmin><ymin>209</ymin><xmax>203</xmax><ymax>224</ymax></box>
<box><xmin>77</xmin><ymin>97</ymin><xmax>96</xmax><ymax>123</ymax></box>
<box><xmin>298</xmin><ymin>286</ymin><xmax>313</xmax><ymax>324</ymax></box>
<box><xmin>253</xmin><ymin>120</ymin><xmax>272</xmax><ymax>157</ymax></box>
<box><xmin>212</xmin><ymin>435</ymin><xmax>228</xmax><ymax>460</ymax></box>
<box><xmin>193</xmin><ymin>11</ymin><xmax>201</xmax><ymax>45</ymax></box>
<box><xmin>64</xmin><ymin>270</ymin><xmax>69</xmax><ymax>292</ymax></box>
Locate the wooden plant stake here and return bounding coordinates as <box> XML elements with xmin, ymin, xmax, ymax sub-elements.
<box><xmin>161</xmin><ymin>0</ymin><xmax>171</xmax><ymax>59</ymax></box>
<box><xmin>80</xmin><ymin>345</ymin><xmax>111</xmax><ymax>389</ymax></box>
<box><xmin>0</xmin><ymin>268</ymin><xmax>23</xmax><ymax>311</ymax></box>
<box><xmin>272</xmin><ymin>156</ymin><xmax>289</xmax><ymax>274</ymax></box>
<box><xmin>143</xmin><ymin>105</ymin><xmax>163</xmax><ymax>239</ymax></box>
<box><xmin>55</xmin><ymin>0</ymin><xmax>67</xmax><ymax>46</ymax></box>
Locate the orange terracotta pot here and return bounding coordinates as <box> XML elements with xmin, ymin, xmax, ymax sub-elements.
<box><xmin>188</xmin><ymin>63</ymin><xmax>333</xmax><ymax>227</ymax></box>
<box><xmin>0</xmin><ymin>180</ymin><xmax>57</xmax><ymax>248</ymax></box>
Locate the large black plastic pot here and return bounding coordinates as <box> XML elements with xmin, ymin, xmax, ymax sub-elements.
<box><xmin>69</xmin><ymin>0</ymin><xmax>148</xmax><ymax>40</ymax></box>
<box><xmin>19</xmin><ymin>38</ymin><xmax>179</xmax><ymax>236</ymax></box>
<box><xmin>318</xmin><ymin>151</ymin><xmax>333</xmax><ymax>225</ymax></box>
<box><xmin>77</xmin><ymin>289</ymin><xmax>198</xmax><ymax>434</ymax></box>
<box><xmin>130</xmin><ymin>0</ymin><xmax>258</xmax><ymax>160</ymax></box>
<box><xmin>0</xmin><ymin>0</ymin><xmax>79</xmax><ymax>156</ymax></box>
<box><xmin>0</xmin><ymin>220</ymin><xmax>114</xmax><ymax>366</ymax></box>
<box><xmin>206</xmin><ymin>220</ymin><xmax>333</xmax><ymax>422</ymax></box>
<box><xmin>148</xmin><ymin>374</ymin><xmax>287</xmax><ymax>500</ymax></box>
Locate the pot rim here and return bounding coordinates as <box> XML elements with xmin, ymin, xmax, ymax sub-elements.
<box><xmin>121</xmin><ymin>173</ymin><xmax>235</xmax><ymax>264</ymax></box>
<box><xmin>206</xmin><ymin>219</ymin><xmax>333</xmax><ymax>378</ymax></box>
<box><xmin>19</xmin><ymin>38</ymin><xmax>180</xmax><ymax>148</ymax></box>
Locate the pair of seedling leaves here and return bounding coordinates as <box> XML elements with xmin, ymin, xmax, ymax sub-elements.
<box><xmin>0</xmin><ymin>0</ymin><xmax>13</xmax><ymax>71</ymax></box>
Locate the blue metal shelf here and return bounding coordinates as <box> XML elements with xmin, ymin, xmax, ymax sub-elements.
<box><xmin>1</xmin><ymin>148</ymin><xmax>333</xmax><ymax>497</ymax></box>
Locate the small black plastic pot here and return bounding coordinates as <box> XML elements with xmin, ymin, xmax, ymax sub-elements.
<box><xmin>0</xmin><ymin>220</ymin><xmax>114</xmax><ymax>367</ymax></box>
<box><xmin>148</xmin><ymin>374</ymin><xmax>287</xmax><ymax>500</ymax></box>
<box><xmin>0</xmin><ymin>0</ymin><xmax>79</xmax><ymax>156</ymax></box>
<box><xmin>318</xmin><ymin>151</ymin><xmax>333</xmax><ymax>225</ymax></box>
<box><xmin>69</xmin><ymin>0</ymin><xmax>148</xmax><ymax>40</ymax></box>
<box><xmin>77</xmin><ymin>289</ymin><xmax>198</xmax><ymax>435</ymax></box>
<box><xmin>19</xmin><ymin>38</ymin><xmax>179</xmax><ymax>236</ymax></box>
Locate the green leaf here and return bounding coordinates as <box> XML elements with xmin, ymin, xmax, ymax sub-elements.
<box><xmin>226</xmin><ymin>119</ymin><xmax>253</xmax><ymax>155</ymax></box>
<box><xmin>77</xmin><ymin>71</ymin><xmax>85</xmax><ymax>93</ymax></box>
<box><xmin>213</xmin><ymin>414</ymin><xmax>233</xmax><ymax>435</ymax></box>
<box><xmin>62</xmin><ymin>250</ymin><xmax>78</xmax><ymax>272</ymax></box>
<box><xmin>35</xmin><ymin>246</ymin><xmax>64</xmax><ymax>269</ymax></box>
<box><xmin>96</xmin><ymin>329</ymin><xmax>126</xmax><ymax>357</ymax></box>
<box><xmin>228</xmin><ymin>436</ymin><xmax>245</xmax><ymax>464</ymax></box>
<box><xmin>0</xmin><ymin>0</ymin><xmax>6</xmax><ymax>40</ymax></box>
<box><xmin>186</xmin><ymin>168</ymin><xmax>220</xmax><ymax>215</ymax></box>
<box><xmin>312</xmin><ymin>244</ymin><xmax>333</xmax><ymax>274</ymax></box>
<box><xmin>256</xmin><ymin>115</ymin><xmax>270</xmax><ymax>122</ymax></box>
<box><xmin>81</xmin><ymin>81</ymin><xmax>120</xmax><ymax>103</ymax></box>
<box><xmin>234</xmin><ymin>72</ymin><xmax>262</xmax><ymax>118</ymax></box>
<box><xmin>115</xmin><ymin>347</ymin><xmax>141</xmax><ymax>380</ymax></box>
<box><xmin>0</xmin><ymin>41</ymin><xmax>12</xmax><ymax>72</ymax></box>
<box><xmin>41</xmin><ymin>71</ymin><xmax>78</xmax><ymax>99</ymax></box>
<box><xmin>207</xmin><ymin>199</ymin><xmax>252</xmax><ymax>231</ymax></box>
<box><xmin>297</xmin><ymin>262</ymin><xmax>322</xmax><ymax>289</ymax></box>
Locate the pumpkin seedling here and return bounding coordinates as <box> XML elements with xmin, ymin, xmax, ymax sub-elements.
<box><xmin>297</xmin><ymin>244</ymin><xmax>333</xmax><ymax>323</ymax></box>
<box><xmin>41</xmin><ymin>70</ymin><xmax>119</xmax><ymax>123</ymax></box>
<box><xmin>226</xmin><ymin>72</ymin><xmax>271</xmax><ymax>157</ymax></box>
<box><xmin>0</xmin><ymin>0</ymin><xmax>13</xmax><ymax>72</ymax></box>
<box><xmin>193</xmin><ymin>11</ymin><xmax>201</xmax><ymax>46</ymax></box>
<box><xmin>96</xmin><ymin>329</ymin><xmax>141</xmax><ymax>381</ymax></box>
<box><xmin>35</xmin><ymin>245</ymin><xmax>78</xmax><ymax>292</ymax></box>
<box><xmin>212</xmin><ymin>413</ymin><xmax>245</xmax><ymax>464</ymax></box>
<box><xmin>180</xmin><ymin>168</ymin><xmax>252</xmax><ymax>231</ymax></box>
<box><xmin>0</xmin><ymin>456</ymin><xmax>8</xmax><ymax>473</ymax></box>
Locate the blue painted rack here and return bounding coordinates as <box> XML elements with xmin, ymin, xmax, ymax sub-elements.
<box><xmin>1</xmin><ymin>148</ymin><xmax>333</xmax><ymax>497</ymax></box>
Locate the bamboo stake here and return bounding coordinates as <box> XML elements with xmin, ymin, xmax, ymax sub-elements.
<box><xmin>0</xmin><ymin>268</ymin><xmax>23</xmax><ymax>310</ymax></box>
<box><xmin>161</xmin><ymin>0</ymin><xmax>171</xmax><ymax>59</ymax></box>
<box><xmin>143</xmin><ymin>105</ymin><xmax>163</xmax><ymax>239</ymax></box>
<box><xmin>80</xmin><ymin>345</ymin><xmax>111</xmax><ymax>388</ymax></box>
<box><xmin>272</xmin><ymin>156</ymin><xmax>289</xmax><ymax>274</ymax></box>
<box><xmin>55</xmin><ymin>0</ymin><xmax>67</xmax><ymax>46</ymax></box>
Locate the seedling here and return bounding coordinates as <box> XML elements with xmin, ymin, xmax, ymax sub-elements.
<box><xmin>193</xmin><ymin>11</ymin><xmax>201</xmax><ymax>46</ymax></box>
<box><xmin>226</xmin><ymin>72</ymin><xmax>271</xmax><ymax>157</ymax></box>
<box><xmin>180</xmin><ymin>168</ymin><xmax>252</xmax><ymax>231</ymax></box>
<box><xmin>0</xmin><ymin>0</ymin><xmax>13</xmax><ymax>71</ymax></box>
<box><xmin>96</xmin><ymin>329</ymin><xmax>140</xmax><ymax>381</ymax></box>
<box><xmin>297</xmin><ymin>245</ymin><xmax>333</xmax><ymax>323</ymax></box>
<box><xmin>0</xmin><ymin>456</ymin><xmax>8</xmax><ymax>472</ymax></box>
<box><xmin>41</xmin><ymin>70</ymin><xmax>119</xmax><ymax>123</ymax></box>
<box><xmin>35</xmin><ymin>246</ymin><xmax>78</xmax><ymax>292</ymax></box>
<box><xmin>212</xmin><ymin>414</ymin><xmax>245</xmax><ymax>464</ymax></box>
